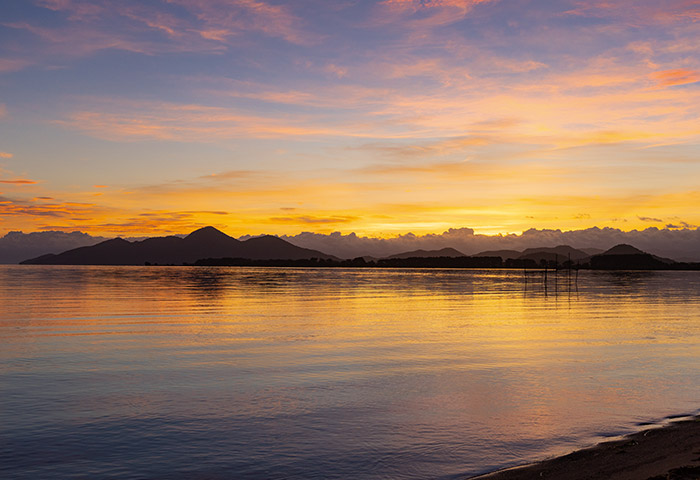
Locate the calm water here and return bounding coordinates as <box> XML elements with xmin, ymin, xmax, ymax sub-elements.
<box><xmin>1</xmin><ymin>266</ymin><xmax>699</xmax><ymax>479</ymax></box>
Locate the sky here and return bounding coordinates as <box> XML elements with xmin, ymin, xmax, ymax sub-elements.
<box><xmin>1</xmin><ymin>0</ymin><xmax>699</xmax><ymax>238</ymax></box>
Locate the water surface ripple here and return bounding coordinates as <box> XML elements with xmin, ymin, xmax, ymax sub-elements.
<box><xmin>1</xmin><ymin>266</ymin><xmax>699</xmax><ymax>479</ymax></box>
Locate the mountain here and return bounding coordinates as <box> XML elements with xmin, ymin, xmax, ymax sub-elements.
<box><xmin>473</xmin><ymin>245</ymin><xmax>591</xmax><ymax>263</ymax></box>
<box><xmin>386</xmin><ymin>247</ymin><xmax>466</xmax><ymax>259</ymax></box>
<box><xmin>590</xmin><ymin>244</ymin><xmax>676</xmax><ymax>269</ymax></box>
<box><xmin>599</xmin><ymin>244</ymin><xmax>675</xmax><ymax>264</ymax></box>
<box><xmin>580</xmin><ymin>247</ymin><xmax>604</xmax><ymax>256</ymax></box>
<box><xmin>599</xmin><ymin>244</ymin><xmax>644</xmax><ymax>255</ymax></box>
<box><xmin>20</xmin><ymin>227</ymin><xmax>337</xmax><ymax>265</ymax></box>
<box><xmin>519</xmin><ymin>245</ymin><xmax>590</xmax><ymax>262</ymax></box>
<box><xmin>473</xmin><ymin>249</ymin><xmax>522</xmax><ymax>260</ymax></box>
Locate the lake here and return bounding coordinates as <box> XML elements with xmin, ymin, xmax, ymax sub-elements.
<box><xmin>1</xmin><ymin>266</ymin><xmax>699</xmax><ymax>479</ymax></box>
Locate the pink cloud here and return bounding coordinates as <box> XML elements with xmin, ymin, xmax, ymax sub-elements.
<box><xmin>55</xmin><ymin>100</ymin><xmax>362</xmax><ymax>141</ymax></box>
<box><xmin>37</xmin><ymin>0</ymin><xmax>105</xmax><ymax>20</ymax></box>
<box><xmin>375</xmin><ymin>0</ymin><xmax>496</xmax><ymax>27</ymax></box>
<box><xmin>564</xmin><ymin>1</ymin><xmax>700</xmax><ymax>26</ymax></box>
<box><xmin>19</xmin><ymin>0</ymin><xmax>317</xmax><ymax>63</ymax></box>
<box><xmin>0</xmin><ymin>58</ymin><xmax>32</xmax><ymax>73</ymax></box>
<box><xmin>166</xmin><ymin>0</ymin><xmax>320</xmax><ymax>45</ymax></box>
<box><xmin>324</xmin><ymin>63</ymin><xmax>348</xmax><ymax>79</ymax></box>
<box><xmin>651</xmin><ymin>69</ymin><xmax>700</xmax><ymax>87</ymax></box>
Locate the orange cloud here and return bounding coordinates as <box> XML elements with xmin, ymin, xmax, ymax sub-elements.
<box><xmin>0</xmin><ymin>199</ymin><xmax>98</xmax><ymax>219</ymax></box>
<box><xmin>199</xmin><ymin>29</ymin><xmax>231</xmax><ymax>41</ymax></box>
<box><xmin>269</xmin><ymin>215</ymin><xmax>359</xmax><ymax>225</ymax></box>
<box><xmin>0</xmin><ymin>152</ymin><xmax>13</xmax><ymax>158</ymax></box>
<box><xmin>651</xmin><ymin>69</ymin><xmax>700</xmax><ymax>87</ymax></box>
<box><xmin>0</xmin><ymin>179</ymin><xmax>38</xmax><ymax>185</ymax></box>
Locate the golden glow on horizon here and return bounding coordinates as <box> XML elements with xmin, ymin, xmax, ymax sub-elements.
<box><xmin>0</xmin><ymin>0</ymin><xmax>699</xmax><ymax>237</ymax></box>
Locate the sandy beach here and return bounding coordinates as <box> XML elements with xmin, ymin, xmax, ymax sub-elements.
<box><xmin>470</xmin><ymin>416</ymin><xmax>700</xmax><ymax>480</ymax></box>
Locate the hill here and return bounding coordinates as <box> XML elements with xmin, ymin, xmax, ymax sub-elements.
<box><xmin>473</xmin><ymin>249</ymin><xmax>522</xmax><ymax>260</ymax></box>
<box><xmin>473</xmin><ymin>245</ymin><xmax>590</xmax><ymax>265</ymax></box>
<box><xmin>590</xmin><ymin>244</ymin><xmax>676</xmax><ymax>270</ymax></box>
<box><xmin>20</xmin><ymin>226</ymin><xmax>337</xmax><ymax>265</ymax></box>
<box><xmin>386</xmin><ymin>247</ymin><xmax>466</xmax><ymax>259</ymax></box>
<box><xmin>519</xmin><ymin>245</ymin><xmax>590</xmax><ymax>261</ymax></box>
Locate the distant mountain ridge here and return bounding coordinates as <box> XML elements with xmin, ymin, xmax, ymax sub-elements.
<box><xmin>473</xmin><ymin>249</ymin><xmax>522</xmax><ymax>260</ymax></box>
<box><xmin>278</xmin><ymin>227</ymin><xmax>700</xmax><ymax>261</ymax></box>
<box><xmin>386</xmin><ymin>247</ymin><xmax>466</xmax><ymax>259</ymax></box>
<box><xmin>21</xmin><ymin>226</ymin><xmax>338</xmax><ymax>265</ymax></box>
<box><xmin>5</xmin><ymin>227</ymin><xmax>700</xmax><ymax>263</ymax></box>
<box><xmin>472</xmin><ymin>245</ymin><xmax>591</xmax><ymax>264</ymax></box>
<box><xmin>10</xmin><ymin>227</ymin><xmax>698</xmax><ymax>270</ymax></box>
<box><xmin>520</xmin><ymin>245</ymin><xmax>590</xmax><ymax>261</ymax></box>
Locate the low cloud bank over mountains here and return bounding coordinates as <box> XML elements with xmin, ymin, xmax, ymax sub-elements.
<box><xmin>3</xmin><ymin>226</ymin><xmax>700</xmax><ymax>264</ymax></box>
<box><xmin>0</xmin><ymin>231</ymin><xmax>154</xmax><ymax>264</ymax></box>
<box><xmin>276</xmin><ymin>227</ymin><xmax>700</xmax><ymax>262</ymax></box>
<box><xmin>0</xmin><ymin>231</ymin><xmax>108</xmax><ymax>264</ymax></box>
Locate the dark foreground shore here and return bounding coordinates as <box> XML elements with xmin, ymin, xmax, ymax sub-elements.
<box><xmin>469</xmin><ymin>416</ymin><xmax>700</xmax><ymax>480</ymax></box>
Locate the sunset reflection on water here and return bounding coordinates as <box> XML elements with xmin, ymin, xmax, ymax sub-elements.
<box><xmin>1</xmin><ymin>266</ymin><xmax>699</xmax><ymax>479</ymax></box>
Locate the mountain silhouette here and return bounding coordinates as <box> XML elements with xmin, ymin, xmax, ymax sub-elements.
<box><xmin>520</xmin><ymin>245</ymin><xmax>590</xmax><ymax>262</ymax></box>
<box><xmin>580</xmin><ymin>247</ymin><xmax>604</xmax><ymax>256</ymax></box>
<box><xmin>473</xmin><ymin>249</ymin><xmax>522</xmax><ymax>260</ymax></box>
<box><xmin>20</xmin><ymin>227</ymin><xmax>337</xmax><ymax>265</ymax></box>
<box><xmin>599</xmin><ymin>244</ymin><xmax>644</xmax><ymax>255</ymax></box>
<box><xmin>519</xmin><ymin>245</ymin><xmax>590</xmax><ymax>262</ymax></box>
<box><xmin>473</xmin><ymin>246</ymin><xmax>590</xmax><ymax>263</ymax></box>
<box><xmin>386</xmin><ymin>247</ymin><xmax>466</xmax><ymax>259</ymax></box>
<box><xmin>590</xmin><ymin>244</ymin><xmax>675</xmax><ymax>270</ymax></box>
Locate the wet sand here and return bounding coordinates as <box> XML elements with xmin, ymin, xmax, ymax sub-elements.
<box><xmin>469</xmin><ymin>416</ymin><xmax>700</xmax><ymax>480</ymax></box>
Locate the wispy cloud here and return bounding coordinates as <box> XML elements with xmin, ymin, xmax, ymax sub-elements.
<box><xmin>0</xmin><ymin>152</ymin><xmax>13</xmax><ymax>158</ymax></box>
<box><xmin>56</xmin><ymin>100</ymin><xmax>360</xmax><ymax>141</ymax></box>
<box><xmin>651</xmin><ymin>69</ymin><xmax>700</xmax><ymax>87</ymax></box>
<box><xmin>0</xmin><ymin>179</ymin><xmax>38</xmax><ymax>185</ymax></box>
<box><xmin>167</xmin><ymin>0</ymin><xmax>320</xmax><ymax>46</ymax></box>
<box><xmin>374</xmin><ymin>0</ymin><xmax>496</xmax><ymax>28</ymax></box>
<box><xmin>0</xmin><ymin>197</ymin><xmax>98</xmax><ymax>219</ymax></box>
<box><xmin>0</xmin><ymin>58</ymin><xmax>32</xmax><ymax>73</ymax></box>
<box><xmin>354</xmin><ymin>136</ymin><xmax>490</xmax><ymax>158</ymax></box>
<box><xmin>37</xmin><ymin>0</ymin><xmax>105</xmax><ymax>21</ymax></box>
<box><xmin>564</xmin><ymin>1</ymin><xmax>700</xmax><ymax>26</ymax></box>
<box><xmin>269</xmin><ymin>215</ymin><xmax>358</xmax><ymax>225</ymax></box>
<box><xmin>10</xmin><ymin>0</ymin><xmax>318</xmax><ymax>63</ymax></box>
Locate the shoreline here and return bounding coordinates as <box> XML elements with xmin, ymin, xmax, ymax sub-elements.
<box><xmin>468</xmin><ymin>415</ymin><xmax>700</xmax><ymax>480</ymax></box>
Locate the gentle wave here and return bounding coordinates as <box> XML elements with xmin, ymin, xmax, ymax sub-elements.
<box><xmin>1</xmin><ymin>266</ymin><xmax>699</xmax><ymax>479</ymax></box>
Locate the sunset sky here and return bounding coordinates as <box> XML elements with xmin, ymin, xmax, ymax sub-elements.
<box><xmin>1</xmin><ymin>0</ymin><xmax>699</xmax><ymax>237</ymax></box>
